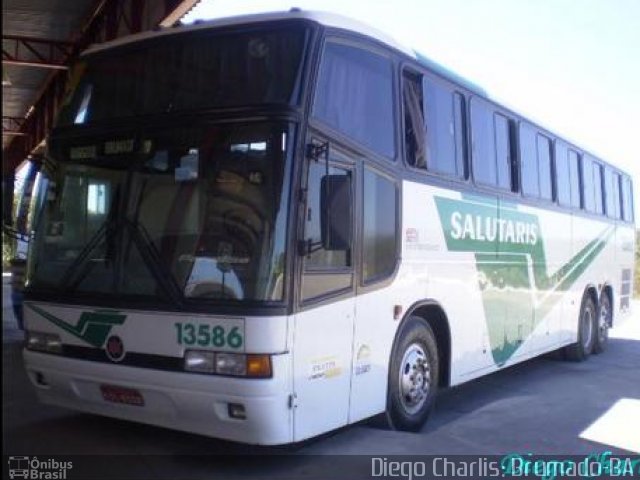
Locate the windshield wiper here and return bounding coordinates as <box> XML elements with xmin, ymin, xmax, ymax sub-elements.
<box><xmin>121</xmin><ymin>217</ymin><xmax>184</xmax><ymax>307</ymax></box>
<box><xmin>59</xmin><ymin>186</ymin><xmax>121</xmax><ymax>290</ymax></box>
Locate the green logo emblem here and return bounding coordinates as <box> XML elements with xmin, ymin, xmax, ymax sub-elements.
<box><xmin>27</xmin><ymin>304</ymin><xmax>126</xmax><ymax>347</ymax></box>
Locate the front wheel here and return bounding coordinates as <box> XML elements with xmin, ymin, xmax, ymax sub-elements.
<box><xmin>593</xmin><ymin>293</ymin><xmax>611</xmax><ymax>354</ymax></box>
<box><xmin>386</xmin><ymin>316</ymin><xmax>439</xmax><ymax>431</ymax></box>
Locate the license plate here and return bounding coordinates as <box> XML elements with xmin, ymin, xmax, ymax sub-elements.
<box><xmin>100</xmin><ymin>384</ymin><xmax>144</xmax><ymax>406</ymax></box>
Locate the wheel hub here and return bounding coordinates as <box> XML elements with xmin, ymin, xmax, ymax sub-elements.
<box><xmin>598</xmin><ymin>302</ymin><xmax>609</xmax><ymax>342</ymax></box>
<box><xmin>398</xmin><ymin>343</ymin><xmax>431</xmax><ymax>414</ymax></box>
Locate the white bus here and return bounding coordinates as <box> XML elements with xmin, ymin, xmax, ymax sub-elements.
<box><xmin>22</xmin><ymin>10</ymin><xmax>635</xmax><ymax>445</ymax></box>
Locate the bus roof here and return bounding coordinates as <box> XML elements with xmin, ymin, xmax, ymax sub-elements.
<box><xmin>84</xmin><ymin>10</ymin><xmax>487</xmax><ymax>95</ymax></box>
<box><xmin>83</xmin><ymin>9</ymin><xmax>415</xmax><ymax>57</ymax></box>
<box><xmin>412</xmin><ymin>52</ymin><xmax>487</xmax><ymax>97</ymax></box>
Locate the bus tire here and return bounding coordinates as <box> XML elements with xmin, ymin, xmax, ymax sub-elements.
<box><xmin>564</xmin><ymin>293</ymin><xmax>597</xmax><ymax>361</ymax></box>
<box><xmin>593</xmin><ymin>292</ymin><xmax>611</xmax><ymax>354</ymax></box>
<box><xmin>386</xmin><ymin>316</ymin><xmax>439</xmax><ymax>432</ymax></box>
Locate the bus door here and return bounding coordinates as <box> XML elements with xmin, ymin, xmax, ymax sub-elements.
<box><xmin>350</xmin><ymin>165</ymin><xmax>400</xmax><ymax>423</ymax></box>
<box><xmin>292</xmin><ymin>141</ymin><xmax>356</xmax><ymax>441</ymax></box>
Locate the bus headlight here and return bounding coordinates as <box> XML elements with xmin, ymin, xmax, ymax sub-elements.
<box><xmin>215</xmin><ymin>352</ymin><xmax>246</xmax><ymax>376</ymax></box>
<box><xmin>26</xmin><ymin>331</ymin><xmax>62</xmax><ymax>354</ymax></box>
<box><xmin>184</xmin><ymin>350</ymin><xmax>215</xmax><ymax>373</ymax></box>
<box><xmin>183</xmin><ymin>351</ymin><xmax>272</xmax><ymax>378</ymax></box>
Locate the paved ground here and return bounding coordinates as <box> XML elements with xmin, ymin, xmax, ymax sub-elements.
<box><xmin>3</xmin><ymin>277</ymin><xmax>639</xmax><ymax>479</ymax></box>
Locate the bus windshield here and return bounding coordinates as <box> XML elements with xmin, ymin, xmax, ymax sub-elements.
<box><xmin>57</xmin><ymin>24</ymin><xmax>309</xmax><ymax>126</ymax></box>
<box><xmin>29</xmin><ymin>121</ymin><xmax>293</xmax><ymax>303</ymax></box>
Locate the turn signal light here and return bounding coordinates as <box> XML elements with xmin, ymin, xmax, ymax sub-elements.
<box><xmin>246</xmin><ymin>354</ymin><xmax>272</xmax><ymax>378</ymax></box>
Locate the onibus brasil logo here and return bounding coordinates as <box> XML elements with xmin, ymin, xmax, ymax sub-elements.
<box><xmin>8</xmin><ymin>456</ymin><xmax>72</xmax><ymax>479</ymax></box>
<box><xmin>435</xmin><ymin>194</ymin><xmax>613</xmax><ymax>366</ymax></box>
<box><xmin>26</xmin><ymin>304</ymin><xmax>126</xmax><ymax>349</ymax></box>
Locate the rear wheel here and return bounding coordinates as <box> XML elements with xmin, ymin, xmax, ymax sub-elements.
<box><xmin>593</xmin><ymin>292</ymin><xmax>611</xmax><ymax>354</ymax></box>
<box><xmin>564</xmin><ymin>293</ymin><xmax>597</xmax><ymax>361</ymax></box>
<box><xmin>386</xmin><ymin>316</ymin><xmax>439</xmax><ymax>431</ymax></box>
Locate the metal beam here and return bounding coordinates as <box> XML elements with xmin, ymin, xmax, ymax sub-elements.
<box><xmin>2</xmin><ymin>0</ymin><xmax>201</xmax><ymax>225</ymax></box>
<box><xmin>2</xmin><ymin>59</ymin><xmax>69</xmax><ymax>70</ymax></box>
<box><xmin>160</xmin><ymin>0</ymin><xmax>201</xmax><ymax>27</ymax></box>
<box><xmin>3</xmin><ymin>132</ymin><xmax>29</xmax><ymax>137</ymax></box>
<box><xmin>2</xmin><ymin>35</ymin><xmax>74</xmax><ymax>70</ymax></box>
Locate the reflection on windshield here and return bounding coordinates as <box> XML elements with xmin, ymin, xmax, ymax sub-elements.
<box><xmin>57</xmin><ymin>26</ymin><xmax>308</xmax><ymax>126</ymax></box>
<box><xmin>29</xmin><ymin>122</ymin><xmax>293</xmax><ymax>303</ymax></box>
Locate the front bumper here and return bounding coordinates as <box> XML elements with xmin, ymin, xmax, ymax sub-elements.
<box><xmin>23</xmin><ymin>349</ymin><xmax>293</xmax><ymax>445</ymax></box>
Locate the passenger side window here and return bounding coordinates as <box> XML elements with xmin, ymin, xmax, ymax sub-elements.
<box><xmin>470</xmin><ymin>98</ymin><xmax>512</xmax><ymax>190</ymax></box>
<box><xmin>583</xmin><ymin>155</ymin><xmax>604</xmax><ymax>215</ymax></box>
<box><xmin>402</xmin><ymin>71</ymin><xmax>466</xmax><ymax>178</ymax></box>
<box><xmin>622</xmin><ymin>176</ymin><xmax>634</xmax><ymax>222</ymax></box>
<box><xmin>537</xmin><ymin>134</ymin><xmax>553</xmax><ymax>201</ymax></box>
<box><xmin>424</xmin><ymin>80</ymin><xmax>465</xmax><ymax>177</ymax></box>
<box><xmin>592</xmin><ymin>162</ymin><xmax>604</xmax><ymax>215</ymax></box>
<box><xmin>582</xmin><ymin>156</ymin><xmax>595</xmax><ymax>212</ymax></box>
<box><xmin>567</xmin><ymin>149</ymin><xmax>582</xmax><ymax>208</ymax></box>
<box><xmin>403</xmin><ymin>71</ymin><xmax>426</xmax><ymax>168</ymax></box>
<box><xmin>555</xmin><ymin>144</ymin><xmax>582</xmax><ymax>208</ymax></box>
<box><xmin>362</xmin><ymin>168</ymin><xmax>397</xmax><ymax>283</ymax></box>
<box><xmin>520</xmin><ymin>124</ymin><xmax>552</xmax><ymax>201</ymax></box>
<box><xmin>313</xmin><ymin>42</ymin><xmax>395</xmax><ymax>158</ymax></box>
<box><xmin>554</xmin><ymin>141</ymin><xmax>571</xmax><ymax>206</ymax></box>
<box><xmin>604</xmin><ymin>168</ymin><xmax>622</xmax><ymax>219</ymax></box>
<box><xmin>520</xmin><ymin>123</ymin><xmax>539</xmax><ymax>197</ymax></box>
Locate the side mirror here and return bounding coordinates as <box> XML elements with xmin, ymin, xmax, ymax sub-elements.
<box><xmin>320</xmin><ymin>174</ymin><xmax>352</xmax><ymax>251</ymax></box>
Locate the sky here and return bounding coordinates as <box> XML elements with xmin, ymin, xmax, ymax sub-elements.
<box><xmin>183</xmin><ymin>0</ymin><xmax>640</xmax><ymax>213</ymax></box>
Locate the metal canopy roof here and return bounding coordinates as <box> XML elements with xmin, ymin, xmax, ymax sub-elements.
<box><xmin>2</xmin><ymin>0</ymin><xmax>200</xmax><ymax>163</ymax></box>
<box><xmin>2</xmin><ymin>0</ymin><xmax>200</xmax><ymax>228</ymax></box>
<box><xmin>2</xmin><ymin>0</ymin><xmax>96</xmax><ymax>149</ymax></box>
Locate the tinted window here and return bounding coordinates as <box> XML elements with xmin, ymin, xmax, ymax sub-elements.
<box><xmin>424</xmin><ymin>80</ymin><xmax>463</xmax><ymax>177</ymax></box>
<box><xmin>494</xmin><ymin>114</ymin><xmax>512</xmax><ymax>190</ymax></box>
<box><xmin>592</xmin><ymin>161</ymin><xmax>604</xmax><ymax>215</ymax></box>
<box><xmin>314</xmin><ymin>42</ymin><xmax>395</xmax><ymax>158</ymax></box>
<box><xmin>537</xmin><ymin>134</ymin><xmax>553</xmax><ymax>200</ymax></box>
<box><xmin>403</xmin><ymin>71</ymin><xmax>426</xmax><ymax>168</ymax></box>
<box><xmin>583</xmin><ymin>155</ymin><xmax>605</xmax><ymax>215</ymax></box>
<box><xmin>58</xmin><ymin>27</ymin><xmax>309</xmax><ymax>125</ymax></box>
<box><xmin>582</xmin><ymin>156</ymin><xmax>595</xmax><ymax>212</ymax></box>
<box><xmin>471</xmin><ymin>99</ymin><xmax>513</xmax><ymax>190</ymax></box>
<box><xmin>304</xmin><ymin>162</ymin><xmax>352</xmax><ymax>269</ymax></box>
<box><xmin>453</xmin><ymin>93</ymin><xmax>468</xmax><ymax>178</ymax></box>
<box><xmin>622</xmin><ymin>176</ymin><xmax>634</xmax><ymax>222</ymax></box>
<box><xmin>471</xmin><ymin>99</ymin><xmax>496</xmax><ymax>186</ymax></box>
<box><xmin>555</xmin><ymin>141</ymin><xmax>570</xmax><ymax>206</ymax></box>
<box><xmin>403</xmin><ymin>73</ymin><xmax>466</xmax><ymax>178</ymax></box>
<box><xmin>520</xmin><ymin>123</ymin><xmax>538</xmax><ymax>197</ymax></box>
<box><xmin>363</xmin><ymin>168</ymin><xmax>397</xmax><ymax>282</ymax></box>
<box><xmin>568</xmin><ymin>149</ymin><xmax>581</xmax><ymax>208</ymax></box>
<box><xmin>604</xmin><ymin>168</ymin><xmax>621</xmax><ymax>219</ymax></box>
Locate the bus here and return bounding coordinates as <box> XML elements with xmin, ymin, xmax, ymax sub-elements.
<box><xmin>22</xmin><ymin>10</ymin><xmax>635</xmax><ymax>445</ymax></box>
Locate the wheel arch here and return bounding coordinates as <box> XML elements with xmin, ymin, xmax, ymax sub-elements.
<box><xmin>396</xmin><ymin>299</ymin><xmax>452</xmax><ymax>388</ymax></box>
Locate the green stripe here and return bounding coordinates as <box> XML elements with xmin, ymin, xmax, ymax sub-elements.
<box><xmin>26</xmin><ymin>303</ymin><xmax>126</xmax><ymax>348</ymax></box>
<box><xmin>435</xmin><ymin>195</ymin><xmax>614</xmax><ymax>366</ymax></box>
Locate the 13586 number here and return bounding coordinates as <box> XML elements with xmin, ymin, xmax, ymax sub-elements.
<box><xmin>174</xmin><ymin>322</ymin><xmax>243</xmax><ymax>349</ymax></box>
